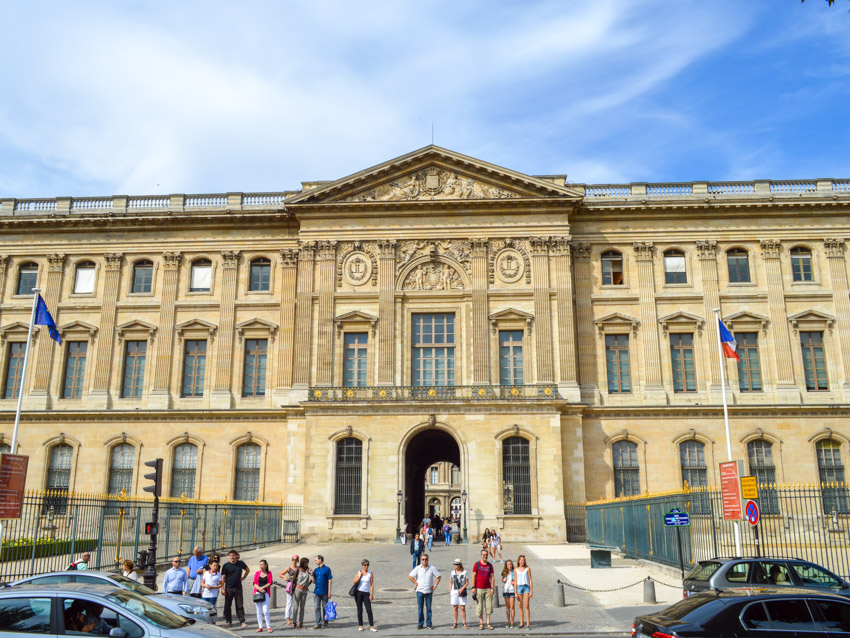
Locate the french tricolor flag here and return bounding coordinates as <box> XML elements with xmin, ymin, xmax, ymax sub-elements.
<box><xmin>718</xmin><ymin>318</ymin><xmax>740</xmax><ymax>361</ymax></box>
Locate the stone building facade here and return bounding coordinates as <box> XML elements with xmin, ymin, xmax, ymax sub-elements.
<box><xmin>1</xmin><ymin>146</ymin><xmax>849</xmax><ymax>541</ymax></box>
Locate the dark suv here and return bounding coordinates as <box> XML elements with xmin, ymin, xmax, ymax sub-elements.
<box><xmin>683</xmin><ymin>557</ymin><xmax>850</xmax><ymax>598</ymax></box>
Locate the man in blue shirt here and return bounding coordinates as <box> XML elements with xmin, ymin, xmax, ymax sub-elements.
<box><xmin>311</xmin><ymin>554</ymin><xmax>333</xmax><ymax>629</ymax></box>
<box><xmin>162</xmin><ymin>556</ymin><xmax>188</xmax><ymax>595</ymax></box>
<box><xmin>410</xmin><ymin>533</ymin><xmax>423</xmax><ymax>569</ymax></box>
<box><xmin>186</xmin><ymin>546</ymin><xmax>209</xmax><ymax>598</ymax></box>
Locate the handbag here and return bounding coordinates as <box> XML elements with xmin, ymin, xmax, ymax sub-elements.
<box><xmin>253</xmin><ymin>592</ymin><xmax>266</xmax><ymax>603</ymax></box>
<box><xmin>348</xmin><ymin>583</ymin><xmax>357</xmax><ymax>597</ymax></box>
<box><xmin>324</xmin><ymin>600</ymin><xmax>338</xmax><ymax>621</ymax></box>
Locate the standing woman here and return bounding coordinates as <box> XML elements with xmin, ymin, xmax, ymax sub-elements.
<box><xmin>253</xmin><ymin>560</ymin><xmax>273</xmax><ymax>633</ymax></box>
<box><xmin>449</xmin><ymin>559</ymin><xmax>468</xmax><ymax>629</ymax></box>
<box><xmin>353</xmin><ymin>559</ymin><xmax>376</xmax><ymax>632</ymax></box>
<box><xmin>501</xmin><ymin>559</ymin><xmax>516</xmax><ymax>628</ymax></box>
<box><xmin>481</xmin><ymin>528</ymin><xmax>491</xmax><ymax>553</ymax></box>
<box><xmin>513</xmin><ymin>555</ymin><xmax>533</xmax><ymax>630</ymax></box>
<box><xmin>292</xmin><ymin>557</ymin><xmax>313</xmax><ymax>629</ymax></box>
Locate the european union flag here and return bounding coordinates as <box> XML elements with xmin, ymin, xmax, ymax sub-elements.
<box><xmin>34</xmin><ymin>294</ymin><xmax>61</xmax><ymax>345</ymax></box>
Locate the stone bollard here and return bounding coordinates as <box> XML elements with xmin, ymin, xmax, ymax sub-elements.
<box><xmin>493</xmin><ymin>588</ymin><xmax>500</xmax><ymax>608</ymax></box>
<box><xmin>270</xmin><ymin>586</ymin><xmax>278</xmax><ymax>608</ymax></box>
<box><xmin>554</xmin><ymin>581</ymin><xmax>566</xmax><ymax>607</ymax></box>
<box><xmin>643</xmin><ymin>578</ymin><xmax>656</xmax><ymax>604</ymax></box>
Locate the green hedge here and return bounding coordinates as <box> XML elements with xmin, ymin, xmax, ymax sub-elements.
<box><xmin>0</xmin><ymin>538</ymin><xmax>98</xmax><ymax>562</ymax></box>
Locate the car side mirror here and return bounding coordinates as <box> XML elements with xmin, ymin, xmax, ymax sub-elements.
<box><xmin>109</xmin><ymin>628</ymin><xmax>127</xmax><ymax>638</ymax></box>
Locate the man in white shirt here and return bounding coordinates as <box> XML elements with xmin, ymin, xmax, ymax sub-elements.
<box><xmin>408</xmin><ymin>554</ymin><xmax>441</xmax><ymax>629</ymax></box>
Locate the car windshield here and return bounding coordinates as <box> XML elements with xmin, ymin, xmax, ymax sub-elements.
<box><xmin>685</xmin><ymin>562</ymin><xmax>721</xmax><ymax>581</ymax></box>
<box><xmin>110</xmin><ymin>574</ymin><xmax>157</xmax><ymax>596</ymax></box>
<box><xmin>105</xmin><ymin>589</ymin><xmax>190</xmax><ymax>629</ymax></box>
<box><xmin>659</xmin><ymin>594</ymin><xmax>720</xmax><ymax>620</ymax></box>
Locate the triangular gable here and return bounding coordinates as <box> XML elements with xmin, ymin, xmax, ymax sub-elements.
<box><xmin>58</xmin><ymin>320</ymin><xmax>98</xmax><ymax>338</ymax></box>
<box><xmin>176</xmin><ymin>319</ymin><xmax>218</xmax><ymax>332</ymax></box>
<box><xmin>286</xmin><ymin>145</ymin><xmax>582</xmax><ymax>204</ymax></box>
<box><xmin>489</xmin><ymin>308</ymin><xmax>534</xmax><ymax>322</ymax></box>
<box><xmin>235</xmin><ymin>318</ymin><xmax>279</xmax><ymax>342</ymax></box>
<box><xmin>116</xmin><ymin>320</ymin><xmax>157</xmax><ymax>340</ymax></box>
<box><xmin>659</xmin><ymin>311</ymin><xmax>705</xmax><ymax>336</ymax></box>
<box><xmin>723</xmin><ymin>311</ymin><xmax>769</xmax><ymax>332</ymax></box>
<box><xmin>788</xmin><ymin>309</ymin><xmax>835</xmax><ymax>333</ymax></box>
<box><xmin>334</xmin><ymin>310</ymin><xmax>378</xmax><ymax>324</ymax></box>
<box><xmin>594</xmin><ymin>312</ymin><xmax>640</xmax><ymax>334</ymax></box>
<box><xmin>0</xmin><ymin>321</ymin><xmax>31</xmax><ymax>341</ymax></box>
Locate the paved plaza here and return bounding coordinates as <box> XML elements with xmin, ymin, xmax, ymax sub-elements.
<box><xmin>174</xmin><ymin>540</ymin><xmax>682</xmax><ymax>637</ymax></box>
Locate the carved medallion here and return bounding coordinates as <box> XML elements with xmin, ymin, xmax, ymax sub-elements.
<box><xmin>402</xmin><ymin>261</ymin><xmax>464</xmax><ymax>291</ymax></box>
<box><xmin>342</xmin><ymin>251</ymin><xmax>372</xmax><ymax>286</ymax></box>
<box><xmin>495</xmin><ymin>248</ymin><xmax>524</xmax><ymax>283</ymax></box>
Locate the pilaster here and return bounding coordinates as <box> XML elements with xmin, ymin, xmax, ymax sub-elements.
<box><xmin>633</xmin><ymin>242</ymin><xmax>667</xmax><ymax>404</ymax></box>
<box><xmin>824</xmin><ymin>238</ymin><xmax>850</xmax><ymax>400</ymax></box>
<box><xmin>24</xmin><ymin>253</ymin><xmax>65</xmax><ymax>410</ymax></box>
<box><xmin>551</xmin><ymin>237</ymin><xmax>580</xmax><ymax>402</ymax></box>
<box><xmin>88</xmin><ymin>253</ymin><xmax>123</xmax><ymax>409</ymax></box>
<box><xmin>290</xmin><ymin>242</ymin><xmax>316</xmax><ymax>401</ymax></box>
<box><xmin>470</xmin><ymin>239</ymin><xmax>490</xmax><ymax>384</ymax></box>
<box><xmin>210</xmin><ymin>250</ymin><xmax>240</xmax><ymax>409</ymax></box>
<box><xmin>377</xmin><ymin>240</ymin><xmax>396</xmax><ymax>386</ymax></box>
<box><xmin>274</xmin><ymin>248</ymin><xmax>299</xmax><ymax>406</ymax></box>
<box><xmin>696</xmin><ymin>240</ymin><xmax>728</xmax><ymax>403</ymax></box>
<box><xmin>314</xmin><ymin>241</ymin><xmax>337</xmax><ymax>386</ymax></box>
<box><xmin>147</xmin><ymin>251</ymin><xmax>181</xmax><ymax>409</ymax></box>
<box><xmin>572</xmin><ymin>243</ymin><xmax>600</xmax><ymax>403</ymax></box>
<box><xmin>529</xmin><ymin>237</ymin><xmax>554</xmax><ymax>383</ymax></box>
<box><xmin>0</xmin><ymin>256</ymin><xmax>8</xmax><ymax>326</ymax></box>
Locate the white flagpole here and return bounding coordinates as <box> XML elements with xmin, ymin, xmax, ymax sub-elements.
<box><xmin>713</xmin><ymin>307</ymin><xmax>742</xmax><ymax>556</ymax></box>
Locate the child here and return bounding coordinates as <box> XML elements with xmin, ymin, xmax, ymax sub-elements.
<box><xmin>501</xmin><ymin>559</ymin><xmax>516</xmax><ymax>628</ymax></box>
<box><xmin>202</xmin><ymin>561</ymin><xmax>222</xmax><ymax>611</ymax></box>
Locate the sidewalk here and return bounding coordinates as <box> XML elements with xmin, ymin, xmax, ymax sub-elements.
<box><xmin>185</xmin><ymin>540</ymin><xmax>677</xmax><ymax>637</ymax></box>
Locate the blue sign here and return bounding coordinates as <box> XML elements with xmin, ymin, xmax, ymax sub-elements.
<box><xmin>664</xmin><ymin>507</ymin><xmax>690</xmax><ymax>527</ymax></box>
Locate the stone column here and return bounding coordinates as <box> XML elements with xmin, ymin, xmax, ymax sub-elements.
<box><xmin>551</xmin><ymin>237</ymin><xmax>580</xmax><ymax>402</ymax></box>
<box><xmin>274</xmin><ymin>248</ymin><xmax>299</xmax><ymax>405</ymax></box>
<box><xmin>377</xmin><ymin>240</ymin><xmax>396</xmax><ymax>386</ymax></box>
<box><xmin>290</xmin><ymin>242</ymin><xmax>316</xmax><ymax>401</ymax></box>
<box><xmin>314</xmin><ymin>241</ymin><xmax>337</xmax><ymax>386</ymax></box>
<box><xmin>572</xmin><ymin>243</ymin><xmax>599</xmax><ymax>403</ymax></box>
<box><xmin>147</xmin><ymin>251</ymin><xmax>181</xmax><ymax>409</ymax></box>
<box><xmin>696</xmin><ymin>240</ymin><xmax>727</xmax><ymax>402</ymax></box>
<box><xmin>824</xmin><ymin>238</ymin><xmax>850</xmax><ymax>399</ymax></box>
<box><xmin>210</xmin><ymin>250</ymin><xmax>240</xmax><ymax>409</ymax></box>
<box><xmin>0</xmin><ymin>256</ymin><xmax>7</xmax><ymax>327</ymax></box>
<box><xmin>470</xmin><ymin>239</ymin><xmax>490</xmax><ymax>384</ymax></box>
<box><xmin>88</xmin><ymin>253</ymin><xmax>123</xmax><ymax>409</ymax></box>
<box><xmin>24</xmin><ymin>253</ymin><xmax>65</xmax><ymax>409</ymax></box>
<box><xmin>760</xmin><ymin>239</ymin><xmax>801</xmax><ymax>403</ymax></box>
<box><xmin>633</xmin><ymin>242</ymin><xmax>667</xmax><ymax>403</ymax></box>
<box><xmin>529</xmin><ymin>237</ymin><xmax>554</xmax><ymax>383</ymax></box>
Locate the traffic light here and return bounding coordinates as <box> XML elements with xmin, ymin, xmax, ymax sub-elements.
<box><xmin>143</xmin><ymin>458</ymin><xmax>163</xmax><ymax>498</ymax></box>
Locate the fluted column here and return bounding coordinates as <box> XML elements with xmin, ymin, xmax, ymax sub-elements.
<box><xmin>824</xmin><ymin>238</ymin><xmax>850</xmax><ymax>398</ymax></box>
<box><xmin>314</xmin><ymin>241</ymin><xmax>337</xmax><ymax>386</ymax></box>
<box><xmin>760</xmin><ymin>239</ymin><xmax>800</xmax><ymax>403</ymax></box>
<box><xmin>529</xmin><ymin>237</ymin><xmax>554</xmax><ymax>383</ymax></box>
<box><xmin>88</xmin><ymin>253</ymin><xmax>123</xmax><ymax>409</ymax></box>
<box><xmin>274</xmin><ymin>248</ymin><xmax>299</xmax><ymax>405</ymax></box>
<box><xmin>210</xmin><ymin>251</ymin><xmax>240</xmax><ymax>409</ymax></box>
<box><xmin>633</xmin><ymin>242</ymin><xmax>666</xmax><ymax>403</ymax></box>
<box><xmin>0</xmin><ymin>256</ymin><xmax>8</xmax><ymax>327</ymax></box>
<box><xmin>148</xmin><ymin>251</ymin><xmax>181</xmax><ymax>409</ymax></box>
<box><xmin>291</xmin><ymin>242</ymin><xmax>316</xmax><ymax>398</ymax></box>
<box><xmin>551</xmin><ymin>237</ymin><xmax>580</xmax><ymax>401</ymax></box>
<box><xmin>696</xmin><ymin>240</ymin><xmax>726</xmax><ymax>401</ymax></box>
<box><xmin>572</xmin><ymin>243</ymin><xmax>599</xmax><ymax>403</ymax></box>
<box><xmin>470</xmin><ymin>239</ymin><xmax>490</xmax><ymax>384</ymax></box>
<box><xmin>24</xmin><ymin>253</ymin><xmax>65</xmax><ymax>409</ymax></box>
<box><xmin>377</xmin><ymin>240</ymin><xmax>396</xmax><ymax>386</ymax></box>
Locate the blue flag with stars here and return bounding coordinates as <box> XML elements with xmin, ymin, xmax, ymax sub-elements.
<box><xmin>34</xmin><ymin>294</ymin><xmax>61</xmax><ymax>345</ymax></box>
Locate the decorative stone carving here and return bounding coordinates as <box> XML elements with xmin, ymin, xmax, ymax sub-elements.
<box><xmin>47</xmin><ymin>253</ymin><xmax>65</xmax><ymax>271</ymax></box>
<box><xmin>337</xmin><ymin>241</ymin><xmax>378</xmax><ymax>287</ymax></box>
<box><xmin>162</xmin><ymin>251</ymin><xmax>182</xmax><ymax>269</ymax></box>
<box><xmin>342</xmin><ymin>167</ymin><xmax>520</xmax><ymax>202</ymax></box>
<box><xmin>297</xmin><ymin>241</ymin><xmax>317</xmax><ymax>260</ymax></box>
<box><xmin>695</xmin><ymin>240</ymin><xmax>717</xmax><ymax>260</ymax></box>
<box><xmin>377</xmin><ymin>239</ymin><xmax>397</xmax><ymax>258</ymax></box>
<box><xmin>549</xmin><ymin>237</ymin><xmax>571</xmax><ymax>257</ymax></box>
<box><xmin>571</xmin><ymin>242</ymin><xmax>592</xmax><ymax>261</ymax></box>
<box><xmin>104</xmin><ymin>253</ymin><xmax>124</xmax><ymax>270</ymax></box>
<box><xmin>402</xmin><ymin>261</ymin><xmax>465</xmax><ymax>291</ymax></box>
<box><xmin>396</xmin><ymin>240</ymin><xmax>471</xmax><ymax>275</ymax></box>
<box><xmin>280</xmin><ymin>248</ymin><xmax>299</xmax><ymax>268</ymax></box>
<box><xmin>759</xmin><ymin>239</ymin><xmax>781</xmax><ymax>259</ymax></box>
<box><xmin>488</xmin><ymin>239</ymin><xmax>531</xmax><ymax>284</ymax></box>
<box><xmin>495</xmin><ymin>249</ymin><xmax>525</xmax><ymax>283</ymax></box>
<box><xmin>528</xmin><ymin>237</ymin><xmax>549</xmax><ymax>255</ymax></box>
<box><xmin>633</xmin><ymin>241</ymin><xmax>654</xmax><ymax>261</ymax></box>
<box><xmin>316</xmin><ymin>241</ymin><xmax>337</xmax><ymax>261</ymax></box>
<box><xmin>220</xmin><ymin>250</ymin><xmax>240</xmax><ymax>268</ymax></box>
<box><xmin>824</xmin><ymin>238</ymin><xmax>845</xmax><ymax>258</ymax></box>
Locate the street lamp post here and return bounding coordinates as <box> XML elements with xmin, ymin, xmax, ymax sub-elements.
<box><xmin>461</xmin><ymin>489</ymin><xmax>468</xmax><ymax>544</ymax></box>
<box><xmin>395</xmin><ymin>490</ymin><xmax>403</xmax><ymax>544</ymax></box>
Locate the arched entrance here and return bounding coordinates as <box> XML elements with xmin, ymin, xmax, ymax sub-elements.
<box><xmin>403</xmin><ymin>428</ymin><xmax>460</xmax><ymax>528</ymax></box>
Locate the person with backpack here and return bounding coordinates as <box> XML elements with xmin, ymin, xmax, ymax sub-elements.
<box><xmin>472</xmin><ymin>549</ymin><xmax>494</xmax><ymax>630</ymax></box>
<box><xmin>68</xmin><ymin>552</ymin><xmax>90</xmax><ymax>571</ymax></box>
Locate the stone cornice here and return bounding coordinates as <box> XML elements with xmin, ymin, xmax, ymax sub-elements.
<box><xmin>585</xmin><ymin>405</ymin><xmax>850</xmax><ymax>418</ymax></box>
<box><xmin>0</xmin><ymin>410</ymin><xmax>291</xmax><ymax>423</ymax></box>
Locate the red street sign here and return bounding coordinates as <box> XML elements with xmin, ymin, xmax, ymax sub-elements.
<box><xmin>745</xmin><ymin>500</ymin><xmax>760</xmax><ymax>527</ymax></box>
<box><xmin>719</xmin><ymin>461</ymin><xmax>743</xmax><ymax>521</ymax></box>
<box><xmin>0</xmin><ymin>453</ymin><xmax>29</xmax><ymax>519</ymax></box>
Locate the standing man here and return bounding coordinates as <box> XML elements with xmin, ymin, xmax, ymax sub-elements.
<box><xmin>408</xmin><ymin>554</ymin><xmax>441</xmax><ymax>630</ymax></box>
<box><xmin>186</xmin><ymin>546</ymin><xmax>209</xmax><ymax>598</ymax></box>
<box><xmin>410</xmin><ymin>533</ymin><xmax>423</xmax><ymax>569</ymax></box>
<box><xmin>472</xmin><ymin>549</ymin><xmax>494</xmax><ymax>630</ymax></box>
<box><xmin>220</xmin><ymin>549</ymin><xmax>249</xmax><ymax>628</ymax></box>
<box><xmin>312</xmin><ymin>554</ymin><xmax>333</xmax><ymax>629</ymax></box>
<box><xmin>162</xmin><ymin>556</ymin><xmax>188</xmax><ymax>595</ymax></box>
<box><xmin>280</xmin><ymin>554</ymin><xmax>300</xmax><ymax>627</ymax></box>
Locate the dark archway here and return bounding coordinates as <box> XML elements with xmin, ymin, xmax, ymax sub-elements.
<box><xmin>404</xmin><ymin>428</ymin><xmax>460</xmax><ymax>529</ymax></box>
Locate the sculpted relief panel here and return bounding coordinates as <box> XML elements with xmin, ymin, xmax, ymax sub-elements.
<box><xmin>342</xmin><ymin>166</ymin><xmax>520</xmax><ymax>202</ymax></box>
<box><xmin>402</xmin><ymin>261</ymin><xmax>465</xmax><ymax>291</ymax></box>
<box><xmin>396</xmin><ymin>240</ymin><xmax>471</xmax><ymax>275</ymax></box>
<box><xmin>336</xmin><ymin>241</ymin><xmax>378</xmax><ymax>288</ymax></box>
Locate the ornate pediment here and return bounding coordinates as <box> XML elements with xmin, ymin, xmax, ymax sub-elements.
<box><xmin>723</xmin><ymin>311</ymin><xmax>769</xmax><ymax>332</ymax></box>
<box><xmin>235</xmin><ymin>318</ymin><xmax>278</xmax><ymax>343</ymax></box>
<box><xmin>658</xmin><ymin>311</ymin><xmax>705</xmax><ymax>337</ymax></box>
<box><xmin>594</xmin><ymin>312</ymin><xmax>640</xmax><ymax>335</ymax></box>
<box><xmin>0</xmin><ymin>321</ymin><xmax>31</xmax><ymax>343</ymax></box>
<box><xmin>58</xmin><ymin>320</ymin><xmax>98</xmax><ymax>340</ymax></box>
<box><xmin>286</xmin><ymin>146</ymin><xmax>582</xmax><ymax>204</ymax></box>
<box><xmin>788</xmin><ymin>309</ymin><xmax>835</xmax><ymax>334</ymax></box>
<box><xmin>489</xmin><ymin>308</ymin><xmax>534</xmax><ymax>334</ymax></box>
<box><xmin>116</xmin><ymin>320</ymin><xmax>157</xmax><ymax>342</ymax></box>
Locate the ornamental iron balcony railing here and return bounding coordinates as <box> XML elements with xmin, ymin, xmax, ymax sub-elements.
<box><xmin>306</xmin><ymin>384</ymin><xmax>560</xmax><ymax>402</ymax></box>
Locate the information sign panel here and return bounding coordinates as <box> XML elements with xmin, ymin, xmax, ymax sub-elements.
<box><xmin>720</xmin><ymin>460</ymin><xmax>744</xmax><ymax>521</ymax></box>
<box><xmin>740</xmin><ymin>476</ymin><xmax>759</xmax><ymax>500</ymax></box>
<box><xmin>0</xmin><ymin>453</ymin><xmax>29</xmax><ymax>519</ymax></box>
<box><xmin>664</xmin><ymin>507</ymin><xmax>690</xmax><ymax>526</ymax></box>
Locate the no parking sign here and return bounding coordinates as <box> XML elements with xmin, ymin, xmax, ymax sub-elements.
<box><xmin>745</xmin><ymin>499</ymin><xmax>760</xmax><ymax>526</ymax></box>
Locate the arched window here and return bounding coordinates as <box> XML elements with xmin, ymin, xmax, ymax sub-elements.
<box><xmin>747</xmin><ymin>440</ymin><xmax>778</xmax><ymax>513</ymax></box>
<box><xmin>502</xmin><ymin>436</ymin><xmax>531</xmax><ymax>515</ymax></box>
<box><xmin>170</xmin><ymin>443</ymin><xmax>198</xmax><ymax>499</ymax></box>
<box><xmin>234</xmin><ymin>442</ymin><xmax>261</xmax><ymax>501</ymax></box>
<box><xmin>790</xmin><ymin>247</ymin><xmax>813</xmax><ymax>282</ymax></box>
<box><xmin>663</xmin><ymin>250</ymin><xmax>687</xmax><ymax>284</ymax></box>
<box><xmin>601</xmin><ymin>250</ymin><xmax>624</xmax><ymax>286</ymax></box>
<box><xmin>132</xmin><ymin>260</ymin><xmax>154</xmax><ymax>294</ymax></box>
<box><xmin>450</xmin><ymin>497</ymin><xmax>461</xmax><ymax>520</ymax></box>
<box><xmin>249</xmin><ymin>257</ymin><xmax>271</xmax><ymax>292</ymax></box>
<box><xmin>334</xmin><ymin>438</ymin><xmax>362</xmax><ymax>515</ymax></box>
<box><xmin>190</xmin><ymin>259</ymin><xmax>212</xmax><ymax>292</ymax></box>
<box><xmin>107</xmin><ymin>443</ymin><xmax>134</xmax><ymax>495</ymax></box>
<box><xmin>817</xmin><ymin>440</ymin><xmax>848</xmax><ymax>514</ymax></box>
<box><xmin>17</xmin><ymin>262</ymin><xmax>38</xmax><ymax>296</ymax></box>
<box><xmin>45</xmin><ymin>444</ymin><xmax>73</xmax><ymax>514</ymax></box>
<box><xmin>612</xmin><ymin>440</ymin><xmax>639</xmax><ymax>497</ymax></box>
<box><xmin>73</xmin><ymin>261</ymin><xmax>96</xmax><ymax>294</ymax></box>
<box><xmin>0</xmin><ymin>443</ymin><xmax>10</xmax><ymax>454</ymax></box>
<box><xmin>727</xmin><ymin>248</ymin><xmax>751</xmax><ymax>283</ymax></box>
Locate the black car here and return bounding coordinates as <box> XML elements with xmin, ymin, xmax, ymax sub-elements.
<box><xmin>633</xmin><ymin>588</ymin><xmax>850</xmax><ymax>637</ymax></box>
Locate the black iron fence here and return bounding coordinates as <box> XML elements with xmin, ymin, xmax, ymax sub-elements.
<box><xmin>0</xmin><ymin>490</ymin><xmax>301</xmax><ymax>582</ymax></box>
<box><xmin>585</xmin><ymin>483</ymin><xmax>850</xmax><ymax>580</ymax></box>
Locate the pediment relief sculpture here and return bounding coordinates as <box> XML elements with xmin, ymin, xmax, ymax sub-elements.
<box><xmin>396</xmin><ymin>240</ymin><xmax>471</xmax><ymax>275</ymax></box>
<box><xmin>401</xmin><ymin>261</ymin><xmax>465</xmax><ymax>291</ymax></box>
<box><xmin>342</xmin><ymin>166</ymin><xmax>521</xmax><ymax>202</ymax></box>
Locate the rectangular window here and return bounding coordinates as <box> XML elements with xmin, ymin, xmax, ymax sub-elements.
<box><xmin>190</xmin><ymin>263</ymin><xmax>212</xmax><ymax>292</ymax></box>
<box><xmin>430</xmin><ymin>466</ymin><xmax>439</xmax><ymax>484</ymax></box>
<box><xmin>62</xmin><ymin>342</ymin><xmax>88</xmax><ymax>399</ymax></box>
<box><xmin>3</xmin><ymin>342</ymin><xmax>25</xmax><ymax>400</ymax></box>
<box><xmin>17</xmin><ymin>267</ymin><xmax>38</xmax><ymax>296</ymax></box>
<box><xmin>605</xmin><ymin>334</ymin><xmax>631</xmax><ymax>393</ymax></box>
<box><xmin>736</xmin><ymin>333</ymin><xmax>762</xmax><ymax>392</ymax></box>
<box><xmin>73</xmin><ymin>266</ymin><xmax>95</xmax><ymax>294</ymax></box>
<box><xmin>132</xmin><ymin>262</ymin><xmax>153</xmax><ymax>293</ymax></box>
<box><xmin>242</xmin><ymin>338</ymin><xmax>268</xmax><ymax>396</ymax></box>
<box><xmin>664</xmin><ymin>253</ymin><xmax>687</xmax><ymax>284</ymax></box>
<box><xmin>181</xmin><ymin>340</ymin><xmax>207</xmax><ymax>397</ymax></box>
<box><xmin>249</xmin><ymin>259</ymin><xmax>271</xmax><ymax>292</ymax></box>
<box><xmin>670</xmin><ymin>333</ymin><xmax>696</xmax><ymax>392</ymax></box>
<box><xmin>499</xmin><ymin>330</ymin><xmax>524</xmax><ymax>385</ymax></box>
<box><xmin>801</xmin><ymin>331</ymin><xmax>828</xmax><ymax>391</ymax></box>
<box><xmin>343</xmin><ymin>333</ymin><xmax>368</xmax><ymax>387</ymax></box>
<box><xmin>412</xmin><ymin>313</ymin><xmax>455</xmax><ymax>387</ymax></box>
<box><xmin>334</xmin><ymin>438</ymin><xmax>362</xmax><ymax>515</ymax></box>
<box><xmin>121</xmin><ymin>341</ymin><xmax>147</xmax><ymax>398</ymax></box>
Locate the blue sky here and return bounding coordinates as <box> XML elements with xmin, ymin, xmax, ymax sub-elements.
<box><xmin>0</xmin><ymin>1</ymin><xmax>847</xmax><ymax>197</ymax></box>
